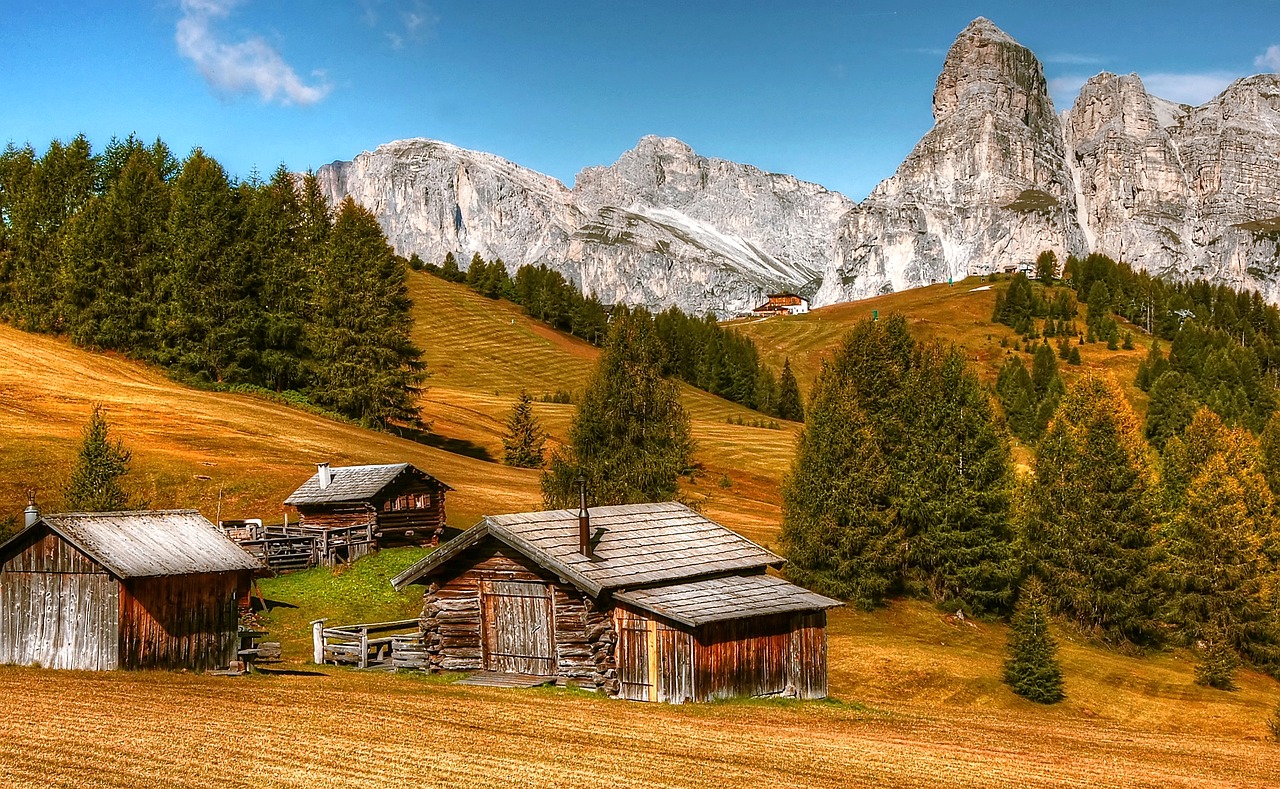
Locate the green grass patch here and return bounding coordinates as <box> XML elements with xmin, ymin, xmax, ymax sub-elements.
<box><xmin>257</xmin><ymin>547</ymin><xmax>433</xmax><ymax>659</ymax></box>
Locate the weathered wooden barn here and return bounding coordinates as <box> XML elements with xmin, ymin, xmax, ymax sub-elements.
<box><xmin>0</xmin><ymin>509</ymin><xmax>260</xmax><ymax>671</ymax></box>
<box><xmin>391</xmin><ymin>501</ymin><xmax>841</xmax><ymax>703</ymax></box>
<box><xmin>285</xmin><ymin>462</ymin><xmax>453</xmax><ymax>565</ymax></box>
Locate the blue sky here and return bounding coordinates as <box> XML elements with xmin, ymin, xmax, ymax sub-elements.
<box><xmin>2</xmin><ymin>1</ymin><xmax>1278</xmax><ymax>199</ymax></box>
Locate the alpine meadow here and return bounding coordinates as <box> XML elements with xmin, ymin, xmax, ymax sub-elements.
<box><xmin>4</xmin><ymin>7</ymin><xmax>1280</xmax><ymax>789</ymax></box>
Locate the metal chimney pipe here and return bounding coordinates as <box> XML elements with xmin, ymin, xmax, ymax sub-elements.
<box><xmin>576</xmin><ymin>476</ymin><xmax>589</xmax><ymax>556</ymax></box>
<box><xmin>23</xmin><ymin>491</ymin><xmax>38</xmax><ymax>529</ymax></box>
<box><xmin>317</xmin><ymin>463</ymin><xmax>332</xmax><ymax>491</ymax></box>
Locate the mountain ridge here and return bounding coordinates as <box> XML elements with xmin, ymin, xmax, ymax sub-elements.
<box><xmin>315</xmin><ymin>18</ymin><xmax>1280</xmax><ymax>315</ymax></box>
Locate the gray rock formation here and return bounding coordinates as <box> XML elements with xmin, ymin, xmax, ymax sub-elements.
<box><xmin>315</xmin><ymin>17</ymin><xmax>1280</xmax><ymax>314</ymax></box>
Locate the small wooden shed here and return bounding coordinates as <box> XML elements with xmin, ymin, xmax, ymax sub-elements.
<box><xmin>285</xmin><ymin>462</ymin><xmax>453</xmax><ymax>565</ymax></box>
<box><xmin>0</xmin><ymin>510</ymin><xmax>261</xmax><ymax>671</ymax></box>
<box><xmin>391</xmin><ymin>502</ymin><xmax>841</xmax><ymax>703</ymax></box>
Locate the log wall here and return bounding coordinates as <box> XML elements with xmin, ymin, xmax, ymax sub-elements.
<box><xmin>0</xmin><ymin>530</ymin><xmax>119</xmax><ymax>671</ymax></box>
<box><xmin>118</xmin><ymin>570</ymin><xmax>251</xmax><ymax>671</ymax></box>
<box><xmin>417</xmin><ymin>538</ymin><xmax>616</xmax><ymax>691</ymax></box>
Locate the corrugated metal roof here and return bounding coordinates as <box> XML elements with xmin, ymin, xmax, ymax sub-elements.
<box><xmin>613</xmin><ymin>574</ymin><xmax>842</xmax><ymax>628</ymax></box>
<box><xmin>35</xmin><ymin>510</ymin><xmax>261</xmax><ymax>578</ymax></box>
<box><xmin>392</xmin><ymin>502</ymin><xmax>783</xmax><ymax>596</ymax></box>
<box><xmin>284</xmin><ymin>463</ymin><xmax>451</xmax><ymax>506</ymax></box>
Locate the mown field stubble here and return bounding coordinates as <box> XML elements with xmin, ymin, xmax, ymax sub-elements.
<box><xmin>1</xmin><ymin>273</ymin><xmax>1278</xmax><ymax>786</ymax></box>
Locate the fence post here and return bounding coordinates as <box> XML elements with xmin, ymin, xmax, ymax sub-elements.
<box><xmin>360</xmin><ymin>627</ymin><xmax>369</xmax><ymax>669</ymax></box>
<box><xmin>311</xmin><ymin>618</ymin><xmax>327</xmax><ymax>665</ymax></box>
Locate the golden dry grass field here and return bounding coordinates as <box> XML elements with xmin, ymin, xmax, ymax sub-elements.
<box><xmin>1</xmin><ymin>272</ymin><xmax>1279</xmax><ymax>787</ymax></box>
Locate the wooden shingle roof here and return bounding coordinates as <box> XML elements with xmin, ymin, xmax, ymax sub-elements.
<box><xmin>392</xmin><ymin>502</ymin><xmax>783</xmax><ymax>596</ymax></box>
<box><xmin>284</xmin><ymin>463</ymin><xmax>451</xmax><ymax>506</ymax></box>
<box><xmin>613</xmin><ymin>574</ymin><xmax>841</xmax><ymax>627</ymax></box>
<box><xmin>15</xmin><ymin>510</ymin><xmax>261</xmax><ymax>578</ymax></box>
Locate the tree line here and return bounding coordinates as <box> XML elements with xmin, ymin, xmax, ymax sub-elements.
<box><xmin>782</xmin><ymin>315</ymin><xmax>1280</xmax><ymax>697</ymax></box>
<box><xmin>423</xmin><ymin>252</ymin><xmax>803</xmax><ymax>422</ymax></box>
<box><xmin>0</xmin><ymin>135</ymin><xmax>423</xmax><ymax>427</ymax></box>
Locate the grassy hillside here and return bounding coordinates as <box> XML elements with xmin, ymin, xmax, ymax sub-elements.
<box><xmin>2</xmin><ymin>271</ymin><xmax>1279</xmax><ymax>786</ymax></box>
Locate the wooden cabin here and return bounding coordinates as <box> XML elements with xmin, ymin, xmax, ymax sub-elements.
<box><xmin>751</xmin><ymin>292</ymin><xmax>810</xmax><ymax>317</ymax></box>
<box><xmin>284</xmin><ymin>462</ymin><xmax>453</xmax><ymax>566</ymax></box>
<box><xmin>0</xmin><ymin>510</ymin><xmax>260</xmax><ymax>671</ymax></box>
<box><xmin>391</xmin><ymin>502</ymin><xmax>841</xmax><ymax>703</ymax></box>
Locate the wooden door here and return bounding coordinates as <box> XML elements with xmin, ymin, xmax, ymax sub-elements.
<box><xmin>481</xmin><ymin>580</ymin><xmax>555</xmax><ymax>675</ymax></box>
<box><xmin>615</xmin><ymin>608</ymin><xmax>655</xmax><ymax>701</ymax></box>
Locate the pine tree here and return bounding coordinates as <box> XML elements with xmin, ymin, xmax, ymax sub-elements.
<box><xmin>1003</xmin><ymin>577</ymin><xmax>1065</xmax><ymax>704</ymax></box>
<box><xmin>1023</xmin><ymin>373</ymin><xmax>1164</xmax><ymax>646</ymax></box>
<box><xmin>1195</xmin><ymin>623</ymin><xmax>1241</xmax><ymax>691</ymax></box>
<box><xmin>1035</xmin><ymin>250</ymin><xmax>1057</xmax><ymax>285</ymax></box>
<box><xmin>64</xmin><ymin>404</ymin><xmax>133</xmax><ymax>512</ymax></box>
<box><xmin>775</xmin><ymin>357</ymin><xmax>805</xmax><ymax>422</ymax></box>
<box><xmin>781</xmin><ymin>363</ymin><xmax>903</xmax><ymax>608</ymax></box>
<box><xmin>1145</xmin><ymin>371</ymin><xmax>1198</xmax><ymax>449</ymax></box>
<box><xmin>502</xmin><ymin>389</ymin><xmax>547</xmax><ymax>468</ymax></box>
<box><xmin>541</xmin><ymin>309</ymin><xmax>694</xmax><ymax>507</ymax></box>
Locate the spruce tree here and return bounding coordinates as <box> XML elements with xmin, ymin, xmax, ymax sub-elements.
<box><xmin>502</xmin><ymin>389</ymin><xmax>547</xmax><ymax>468</ymax></box>
<box><xmin>541</xmin><ymin>309</ymin><xmax>694</xmax><ymax>507</ymax></box>
<box><xmin>1145</xmin><ymin>371</ymin><xmax>1198</xmax><ymax>449</ymax></box>
<box><xmin>1023</xmin><ymin>373</ymin><xmax>1164</xmax><ymax>646</ymax></box>
<box><xmin>1195</xmin><ymin>623</ymin><xmax>1241</xmax><ymax>691</ymax></box>
<box><xmin>1035</xmin><ymin>250</ymin><xmax>1057</xmax><ymax>285</ymax></box>
<box><xmin>1003</xmin><ymin>577</ymin><xmax>1065</xmax><ymax>704</ymax></box>
<box><xmin>307</xmin><ymin>198</ymin><xmax>424</xmax><ymax>427</ymax></box>
<box><xmin>65</xmin><ymin>404</ymin><xmax>133</xmax><ymax>512</ymax></box>
<box><xmin>775</xmin><ymin>357</ymin><xmax>805</xmax><ymax>422</ymax></box>
<box><xmin>781</xmin><ymin>362</ymin><xmax>903</xmax><ymax>608</ymax></box>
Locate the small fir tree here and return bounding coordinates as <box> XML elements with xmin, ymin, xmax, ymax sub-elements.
<box><xmin>501</xmin><ymin>389</ymin><xmax>547</xmax><ymax>468</ymax></box>
<box><xmin>1035</xmin><ymin>250</ymin><xmax>1057</xmax><ymax>285</ymax></box>
<box><xmin>65</xmin><ymin>404</ymin><xmax>133</xmax><ymax>512</ymax></box>
<box><xmin>1003</xmin><ymin>577</ymin><xmax>1065</xmax><ymax>704</ymax></box>
<box><xmin>1195</xmin><ymin>624</ymin><xmax>1241</xmax><ymax>691</ymax></box>
<box><xmin>775</xmin><ymin>357</ymin><xmax>805</xmax><ymax>422</ymax></box>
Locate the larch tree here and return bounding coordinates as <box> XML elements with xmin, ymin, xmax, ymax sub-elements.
<box><xmin>64</xmin><ymin>404</ymin><xmax>134</xmax><ymax>512</ymax></box>
<box><xmin>541</xmin><ymin>308</ymin><xmax>694</xmax><ymax>508</ymax></box>
<box><xmin>502</xmin><ymin>389</ymin><xmax>547</xmax><ymax>469</ymax></box>
<box><xmin>1023</xmin><ymin>373</ymin><xmax>1164</xmax><ymax>646</ymax></box>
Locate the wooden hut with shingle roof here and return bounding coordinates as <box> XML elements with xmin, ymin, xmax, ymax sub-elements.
<box><xmin>285</xmin><ymin>462</ymin><xmax>453</xmax><ymax>565</ymax></box>
<box><xmin>0</xmin><ymin>509</ymin><xmax>260</xmax><ymax>671</ymax></box>
<box><xmin>391</xmin><ymin>501</ymin><xmax>840</xmax><ymax>703</ymax></box>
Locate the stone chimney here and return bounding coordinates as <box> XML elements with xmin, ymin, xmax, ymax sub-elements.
<box><xmin>317</xmin><ymin>463</ymin><xmax>332</xmax><ymax>491</ymax></box>
<box><xmin>23</xmin><ymin>491</ymin><xmax>39</xmax><ymax>529</ymax></box>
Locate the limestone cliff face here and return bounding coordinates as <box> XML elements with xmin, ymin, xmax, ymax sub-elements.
<box><xmin>1066</xmin><ymin>72</ymin><xmax>1280</xmax><ymax>297</ymax></box>
<box><xmin>814</xmin><ymin>17</ymin><xmax>1086</xmax><ymax>306</ymax></box>
<box><xmin>315</xmin><ymin>17</ymin><xmax>1280</xmax><ymax>314</ymax></box>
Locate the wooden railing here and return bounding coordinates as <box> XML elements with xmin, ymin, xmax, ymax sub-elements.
<box><xmin>311</xmin><ymin>618</ymin><xmax>427</xmax><ymax>670</ymax></box>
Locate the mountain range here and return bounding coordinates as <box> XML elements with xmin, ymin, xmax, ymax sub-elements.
<box><xmin>315</xmin><ymin>17</ymin><xmax>1280</xmax><ymax>316</ymax></box>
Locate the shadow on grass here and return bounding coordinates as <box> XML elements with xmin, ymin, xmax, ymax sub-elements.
<box><xmin>392</xmin><ymin>425</ymin><xmax>493</xmax><ymax>462</ymax></box>
<box><xmin>252</xmin><ymin>667</ymin><xmax>328</xmax><ymax>677</ymax></box>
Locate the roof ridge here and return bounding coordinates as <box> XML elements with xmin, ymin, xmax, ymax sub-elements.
<box><xmin>44</xmin><ymin>509</ymin><xmax>202</xmax><ymax>518</ymax></box>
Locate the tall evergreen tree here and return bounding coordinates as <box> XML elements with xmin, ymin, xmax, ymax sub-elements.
<box><xmin>502</xmin><ymin>389</ymin><xmax>547</xmax><ymax>468</ymax></box>
<box><xmin>307</xmin><ymin>198</ymin><xmax>425</xmax><ymax>427</ymax></box>
<box><xmin>1003</xmin><ymin>576</ymin><xmax>1066</xmax><ymax>704</ymax></box>
<box><xmin>1023</xmin><ymin>373</ymin><xmax>1164</xmax><ymax>645</ymax></box>
<box><xmin>64</xmin><ymin>404</ymin><xmax>133</xmax><ymax>512</ymax></box>
<box><xmin>1145</xmin><ymin>371</ymin><xmax>1198</xmax><ymax>449</ymax></box>
<box><xmin>775</xmin><ymin>357</ymin><xmax>805</xmax><ymax>422</ymax></box>
<box><xmin>781</xmin><ymin>363</ymin><xmax>902</xmax><ymax>608</ymax></box>
<box><xmin>541</xmin><ymin>309</ymin><xmax>694</xmax><ymax>507</ymax></box>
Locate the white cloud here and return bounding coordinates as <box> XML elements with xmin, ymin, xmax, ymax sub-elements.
<box><xmin>1047</xmin><ymin>75</ymin><xmax>1090</xmax><ymax>108</ymax></box>
<box><xmin>176</xmin><ymin>0</ymin><xmax>330</xmax><ymax>105</ymax></box>
<box><xmin>1042</xmin><ymin>53</ymin><xmax>1105</xmax><ymax>66</ymax></box>
<box><xmin>1257</xmin><ymin>45</ymin><xmax>1280</xmax><ymax>73</ymax></box>
<box><xmin>360</xmin><ymin>0</ymin><xmax>435</xmax><ymax>50</ymax></box>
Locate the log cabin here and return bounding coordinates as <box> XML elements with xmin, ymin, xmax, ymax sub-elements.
<box><xmin>0</xmin><ymin>508</ymin><xmax>260</xmax><ymax>671</ymax></box>
<box><xmin>284</xmin><ymin>462</ymin><xmax>453</xmax><ymax>566</ymax></box>
<box><xmin>390</xmin><ymin>501</ymin><xmax>841</xmax><ymax>703</ymax></box>
<box><xmin>750</xmin><ymin>292</ymin><xmax>810</xmax><ymax>317</ymax></box>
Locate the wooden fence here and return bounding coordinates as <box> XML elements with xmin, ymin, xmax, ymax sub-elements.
<box><xmin>221</xmin><ymin>522</ymin><xmax>377</xmax><ymax>573</ymax></box>
<box><xmin>311</xmin><ymin>618</ymin><xmax>428</xmax><ymax>670</ymax></box>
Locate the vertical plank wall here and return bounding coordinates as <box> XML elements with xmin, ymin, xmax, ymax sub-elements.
<box><xmin>0</xmin><ymin>530</ymin><xmax>120</xmax><ymax>670</ymax></box>
<box><xmin>118</xmin><ymin>571</ymin><xmax>248</xmax><ymax>671</ymax></box>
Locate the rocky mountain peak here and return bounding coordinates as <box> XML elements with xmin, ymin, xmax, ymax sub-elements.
<box><xmin>933</xmin><ymin>17</ymin><xmax>1055</xmax><ymax>125</ymax></box>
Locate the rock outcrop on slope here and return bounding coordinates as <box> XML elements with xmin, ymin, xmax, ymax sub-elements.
<box><xmin>316</xmin><ymin>17</ymin><xmax>1280</xmax><ymax>314</ymax></box>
